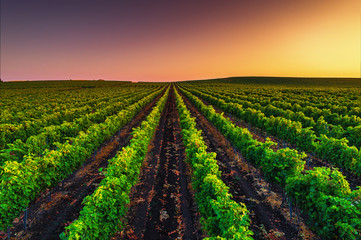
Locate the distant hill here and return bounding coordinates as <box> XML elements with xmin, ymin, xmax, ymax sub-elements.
<box><xmin>182</xmin><ymin>76</ymin><xmax>361</xmax><ymax>88</ymax></box>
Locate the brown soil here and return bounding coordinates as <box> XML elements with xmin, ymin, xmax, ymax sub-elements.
<box><xmin>2</xmin><ymin>90</ymin><xmax>165</xmax><ymax>240</ymax></box>
<box><xmin>113</xmin><ymin>87</ymin><xmax>202</xmax><ymax>240</ymax></box>
<box><xmin>178</xmin><ymin>88</ymin><xmax>319</xmax><ymax>240</ymax></box>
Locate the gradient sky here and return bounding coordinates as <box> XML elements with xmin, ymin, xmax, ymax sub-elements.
<box><xmin>1</xmin><ymin>0</ymin><xmax>360</xmax><ymax>81</ymax></box>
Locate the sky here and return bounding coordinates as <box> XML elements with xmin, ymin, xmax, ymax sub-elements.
<box><xmin>1</xmin><ymin>0</ymin><xmax>360</xmax><ymax>81</ymax></box>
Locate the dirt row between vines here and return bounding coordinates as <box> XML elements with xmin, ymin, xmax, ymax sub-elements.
<box><xmin>3</xmin><ymin>90</ymin><xmax>165</xmax><ymax>240</ymax></box>
<box><xmin>113</xmin><ymin>87</ymin><xmax>203</xmax><ymax>239</ymax></box>
<box><xmin>177</xmin><ymin>88</ymin><xmax>319</xmax><ymax>240</ymax></box>
<box><xmin>191</xmin><ymin>92</ymin><xmax>361</xmax><ymax>190</ymax></box>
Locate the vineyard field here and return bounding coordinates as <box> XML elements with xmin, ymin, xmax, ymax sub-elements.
<box><xmin>0</xmin><ymin>78</ymin><xmax>360</xmax><ymax>239</ymax></box>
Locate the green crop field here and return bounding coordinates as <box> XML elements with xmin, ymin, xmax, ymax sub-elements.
<box><xmin>0</xmin><ymin>78</ymin><xmax>360</xmax><ymax>239</ymax></box>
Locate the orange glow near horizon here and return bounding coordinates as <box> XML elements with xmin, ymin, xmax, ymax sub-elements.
<box><xmin>1</xmin><ymin>1</ymin><xmax>360</xmax><ymax>81</ymax></box>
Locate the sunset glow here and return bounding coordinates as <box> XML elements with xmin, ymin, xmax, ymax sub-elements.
<box><xmin>1</xmin><ymin>0</ymin><xmax>360</xmax><ymax>81</ymax></box>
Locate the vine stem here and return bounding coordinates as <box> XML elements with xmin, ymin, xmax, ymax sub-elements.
<box><xmin>24</xmin><ymin>208</ymin><xmax>28</xmax><ymax>230</ymax></box>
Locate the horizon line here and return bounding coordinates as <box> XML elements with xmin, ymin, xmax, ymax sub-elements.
<box><xmin>1</xmin><ymin>75</ymin><xmax>360</xmax><ymax>83</ymax></box>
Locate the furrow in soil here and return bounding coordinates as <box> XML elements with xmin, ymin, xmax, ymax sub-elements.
<box><xmin>116</xmin><ymin>87</ymin><xmax>202</xmax><ymax>240</ymax></box>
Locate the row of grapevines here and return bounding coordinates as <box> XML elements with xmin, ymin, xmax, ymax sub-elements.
<box><xmin>195</xmin><ymin>86</ymin><xmax>361</xmax><ymax>149</ymax></box>
<box><xmin>201</xmin><ymin>86</ymin><xmax>361</xmax><ymax>129</ymax></box>
<box><xmin>0</xmin><ymin>85</ymin><xmax>161</xmax><ymax>150</ymax></box>
<box><xmin>178</xmin><ymin>86</ymin><xmax>361</xmax><ymax>239</ymax></box>
<box><xmin>181</xmin><ymin>85</ymin><xmax>361</xmax><ymax>176</ymax></box>
<box><xmin>174</xmin><ymin>88</ymin><xmax>253</xmax><ymax>239</ymax></box>
<box><xmin>194</xmin><ymin>87</ymin><xmax>357</xmax><ymax>144</ymax></box>
<box><xmin>0</xmin><ymin>83</ymin><xmax>156</xmax><ymax>124</ymax></box>
<box><xmin>0</xmin><ymin>85</ymin><xmax>166</xmax><ymax>230</ymax></box>
<box><xmin>0</xmin><ymin>86</ymin><xmax>116</xmax><ymax>123</ymax></box>
<box><xmin>60</xmin><ymin>87</ymin><xmax>170</xmax><ymax>239</ymax></box>
<box><xmin>0</xmin><ymin>86</ymin><xmax>163</xmax><ymax>165</ymax></box>
<box><xmin>200</xmin><ymin>83</ymin><xmax>361</xmax><ymax>120</ymax></box>
<box><xmin>0</xmin><ymin>105</ymin><xmax>90</xmax><ymax>149</ymax></box>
